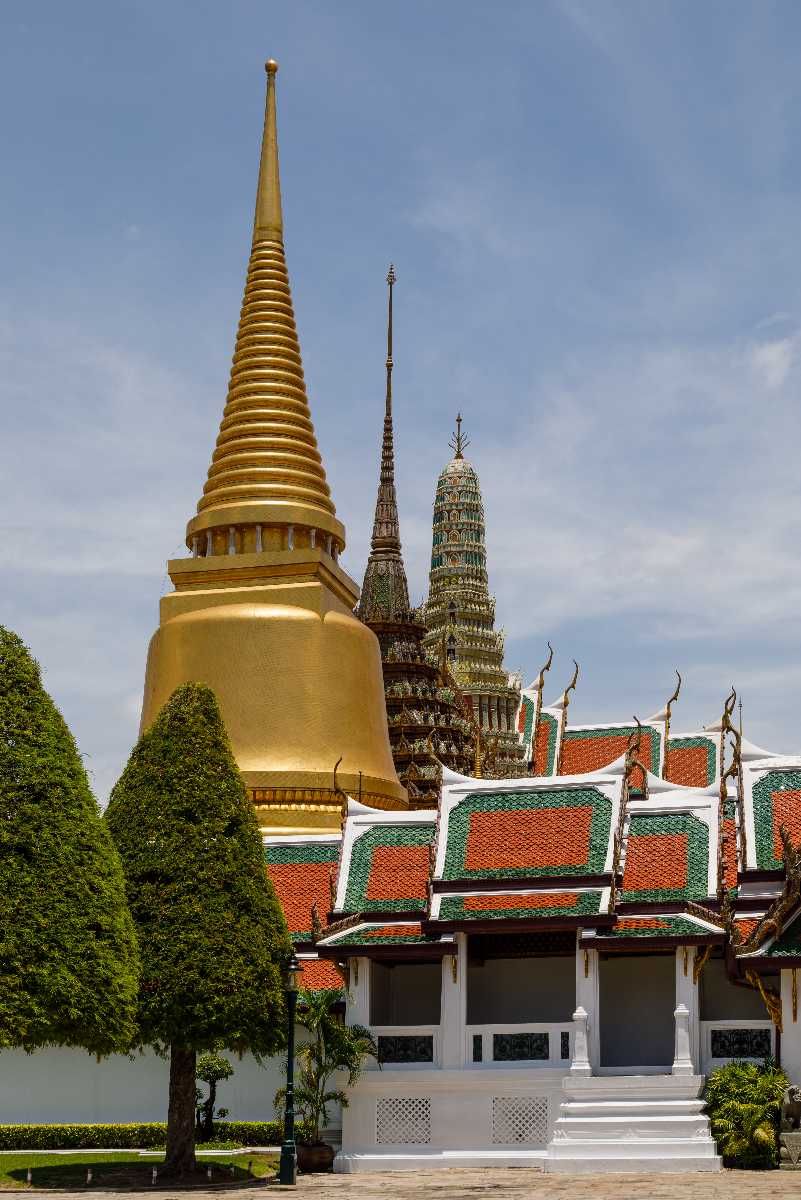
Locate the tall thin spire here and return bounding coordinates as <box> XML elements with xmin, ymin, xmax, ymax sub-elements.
<box><xmin>186</xmin><ymin>58</ymin><xmax>345</xmax><ymax>557</ymax></box>
<box><xmin>357</xmin><ymin>266</ymin><xmax>410</xmax><ymax>620</ymax></box>
<box><xmin>253</xmin><ymin>60</ymin><xmax>283</xmax><ymax>243</ymax></box>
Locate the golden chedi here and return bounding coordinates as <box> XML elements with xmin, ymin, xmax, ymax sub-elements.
<box><xmin>140</xmin><ymin>61</ymin><xmax>406</xmax><ymax>834</ymax></box>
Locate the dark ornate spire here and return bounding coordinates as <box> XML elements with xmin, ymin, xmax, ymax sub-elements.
<box><xmin>358</xmin><ymin>266</ymin><xmax>411</xmax><ymax>621</ymax></box>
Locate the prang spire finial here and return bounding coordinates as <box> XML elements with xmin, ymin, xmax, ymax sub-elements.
<box><xmin>386</xmin><ymin>264</ymin><xmax>395</xmax><ymax>425</ymax></box>
<box><xmin>449</xmin><ymin>413</ymin><xmax>470</xmax><ymax>460</ymax></box>
<box><xmin>356</xmin><ymin>265</ymin><xmax>410</xmax><ymax>621</ymax></box>
<box><xmin>253</xmin><ymin>58</ymin><xmax>283</xmax><ymax>243</ymax></box>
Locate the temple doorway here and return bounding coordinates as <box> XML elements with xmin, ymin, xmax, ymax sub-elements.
<box><xmin>599</xmin><ymin>952</ymin><xmax>674</xmax><ymax>1071</ymax></box>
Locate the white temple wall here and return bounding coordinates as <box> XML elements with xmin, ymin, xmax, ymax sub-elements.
<box><xmin>700</xmin><ymin>957</ymin><xmax>765</xmax><ymax>1020</ymax></box>
<box><xmin>467</xmin><ymin>956</ymin><xmax>575</xmax><ymax>1024</ymax></box>
<box><xmin>0</xmin><ymin>1046</ymin><xmax>286</xmax><ymax>1126</ymax></box>
<box><xmin>782</xmin><ymin>970</ymin><xmax>801</xmax><ymax>1084</ymax></box>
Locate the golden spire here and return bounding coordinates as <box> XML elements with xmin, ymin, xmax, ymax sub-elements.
<box><xmin>253</xmin><ymin>60</ymin><xmax>283</xmax><ymax>243</ymax></box>
<box><xmin>186</xmin><ymin>58</ymin><xmax>345</xmax><ymax>555</ymax></box>
<box><xmin>141</xmin><ymin>60</ymin><xmax>406</xmax><ymax>835</ymax></box>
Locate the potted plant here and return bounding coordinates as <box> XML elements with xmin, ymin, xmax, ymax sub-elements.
<box><xmin>275</xmin><ymin>986</ymin><xmax>378</xmax><ymax>1172</ymax></box>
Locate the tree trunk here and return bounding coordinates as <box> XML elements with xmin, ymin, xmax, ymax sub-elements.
<box><xmin>165</xmin><ymin>1044</ymin><xmax>196</xmax><ymax>1174</ymax></box>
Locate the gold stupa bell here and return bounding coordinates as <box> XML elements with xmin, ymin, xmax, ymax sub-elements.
<box><xmin>139</xmin><ymin>60</ymin><xmax>407</xmax><ymax>834</ymax></box>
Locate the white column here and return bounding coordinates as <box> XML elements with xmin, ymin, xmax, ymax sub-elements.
<box><xmin>675</xmin><ymin>946</ymin><xmax>700</xmax><ymax>1071</ymax></box>
<box><xmin>672</xmin><ymin>1004</ymin><xmax>694</xmax><ymax>1075</ymax></box>
<box><xmin>287</xmin><ymin>525</ymin><xmax>294</xmax><ymax>550</ymax></box>
<box><xmin>440</xmin><ymin>934</ymin><xmax>467</xmax><ymax>1067</ymax></box>
<box><xmin>781</xmin><ymin>970</ymin><xmax>801</xmax><ymax>1083</ymax></box>
<box><xmin>255</xmin><ymin>524</ymin><xmax>263</xmax><ymax>552</ymax></box>
<box><xmin>346</xmin><ymin>957</ymin><xmax>370</xmax><ymax>1027</ymax></box>
<box><xmin>575</xmin><ymin>944</ymin><xmax>599</xmax><ymax>1072</ymax></box>
<box><xmin>228</xmin><ymin>526</ymin><xmax>236</xmax><ymax>555</ymax></box>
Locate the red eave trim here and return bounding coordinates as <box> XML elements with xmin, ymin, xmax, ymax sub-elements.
<box><xmin>431</xmin><ymin>872</ymin><xmax>613</xmax><ymax>894</ymax></box>
<box><xmin>426</xmin><ymin>914</ymin><xmax>616</xmax><ymax>935</ymax></box>
<box><xmin>316</xmin><ymin>943</ymin><xmax>450</xmax><ymax>961</ymax></box>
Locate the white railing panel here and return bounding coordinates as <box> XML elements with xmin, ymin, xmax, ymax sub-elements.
<box><xmin>367</xmin><ymin>1025</ymin><xmax>440</xmax><ymax>1068</ymax></box>
<box><xmin>466</xmin><ymin>1022</ymin><xmax>573</xmax><ymax>1068</ymax></box>
<box><xmin>700</xmin><ymin>1019</ymin><xmax>774</xmax><ymax>1074</ymax></box>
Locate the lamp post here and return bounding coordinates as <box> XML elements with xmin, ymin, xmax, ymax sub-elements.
<box><xmin>278</xmin><ymin>953</ymin><xmax>302</xmax><ymax>1185</ymax></box>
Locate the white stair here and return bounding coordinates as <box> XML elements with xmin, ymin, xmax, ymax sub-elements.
<box><xmin>545</xmin><ymin>1075</ymin><xmax>721</xmax><ymax>1173</ymax></box>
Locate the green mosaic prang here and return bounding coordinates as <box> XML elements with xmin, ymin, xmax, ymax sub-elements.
<box><xmin>562</xmin><ymin>726</ymin><xmax>661</xmax><ymax>776</ymax></box>
<box><xmin>329</xmin><ymin>925</ymin><xmax>441</xmax><ymax>946</ymax></box>
<box><xmin>264</xmin><ymin>842</ymin><xmax>340</xmax><ymax>866</ymax></box>
<box><xmin>438</xmin><ymin>891</ymin><xmax>602</xmax><ymax>921</ymax></box>
<box><xmin>344</xmin><ymin>823</ymin><xmax>434</xmax><ymax>913</ymax></box>
<box><xmin>753</xmin><ymin>770</ymin><xmax>801</xmax><ymax>870</ymax></box>
<box><xmin>535</xmin><ymin>712</ymin><xmax>559</xmax><ymax>776</ymax></box>
<box><xmin>442</xmin><ymin>788</ymin><xmax>613</xmax><ymax>881</ymax></box>
<box><xmin>621</xmin><ymin>812</ymin><xmax>709</xmax><ymax>902</ymax></box>
<box><xmin>604</xmin><ymin>915</ymin><xmax>712</xmax><ymax>939</ymax></box>
<box><xmin>666</xmin><ymin>736</ymin><xmax>717</xmax><ymax>786</ymax></box>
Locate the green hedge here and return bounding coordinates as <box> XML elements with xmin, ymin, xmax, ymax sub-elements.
<box><xmin>0</xmin><ymin>1121</ymin><xmax>283</xmax><ymax>1150</ymax></box>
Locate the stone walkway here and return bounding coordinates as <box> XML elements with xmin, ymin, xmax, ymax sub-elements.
<box><xmin>33</xmin><ymin>1166</ymin><xmax>801</xmax><ymax>1199</ymax></box>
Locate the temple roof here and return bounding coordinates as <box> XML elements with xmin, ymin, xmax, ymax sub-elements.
<box><xmin>262</xmin><ymin>708</ymin><xmax>801</xmax><ymax>975</ymax></box>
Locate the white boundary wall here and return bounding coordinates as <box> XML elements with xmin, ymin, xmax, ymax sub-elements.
<box><xmin>0</xmin><ymin>1047</ymin><xmax>285</xmax><ymax>1126</ymax></box>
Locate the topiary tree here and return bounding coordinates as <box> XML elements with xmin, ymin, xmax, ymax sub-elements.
<box><xmin>0</xmin><ymin>626</ymin><xmax>139</xmax><ymax>1055</ymax></box>
<box><xmin>105</xmin><ymin>683</ymin><xmax>291</xmax><ymax>1174</ymax></box>
<box><xmin>195</xmin><ymin>1049</ymin><xmax>234</xmax><ymax>1141</ymax></box>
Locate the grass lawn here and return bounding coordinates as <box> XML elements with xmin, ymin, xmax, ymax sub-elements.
<box><xmin>0</xmin><ymin>1152</ymin><xmax>278</xmax><ymax>1189</ymax></box>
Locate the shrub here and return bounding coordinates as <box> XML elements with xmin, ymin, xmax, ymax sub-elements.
<box><xmin>704</xmin><ymin>1059</ymin><xmax>788</xmax><ymax>1168</ymax></box>
<box><xmin>0</xmin><ymin>1121</ymin><xmax>283</xmax><ymax>1150</ymax></box>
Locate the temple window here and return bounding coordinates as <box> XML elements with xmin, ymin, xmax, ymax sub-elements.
<box><xmin>370</xmin><ymin>961</ymin><xmax>441</xmax><ymax>1025</ymax></box>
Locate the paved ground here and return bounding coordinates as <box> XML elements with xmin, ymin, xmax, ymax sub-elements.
<box><xmin>26</xmin><ymin>1166</ymin><xmax>801</xmax><ymax>1199</ymax></box>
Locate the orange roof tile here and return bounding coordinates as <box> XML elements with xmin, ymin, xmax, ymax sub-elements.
<box><xmin>365</xmin><ymin>844</ymin><xmax>430</xmax><ymax>902</ymax></box>
<box><xmin>465</xmin><ymin>806</ymin><xmax>593</xmax><ymax>872</ymax></box>
<box><xmin>623</xmin><ymin>833</ymin><xmax>688</xmax><ymax>893</ymax></box>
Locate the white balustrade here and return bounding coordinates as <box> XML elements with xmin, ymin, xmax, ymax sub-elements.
<box><xmin>366</xmin><ymin>1025</ymin><xmax>440</xmax><ymax>1069</ymax></box>
<box><xmin>699</xmin><ymin>1019</ymin><xmax>774</xmax><ymax>1074</ymax></box>
<box><xmin>466</xmin><ymin>1022</ymin><xmax>573</xmax><ymax>1068</ymax></box>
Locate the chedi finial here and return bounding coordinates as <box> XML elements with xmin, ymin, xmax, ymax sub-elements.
<box><xmin>254</xmin><ymin>57</ymin><xmax>283</xmax><ymax>242</ymax></box>
<box><xmin>449</xmin><ymin>413</ymin><xmax>470</xmax><ymax>460</ymax></box>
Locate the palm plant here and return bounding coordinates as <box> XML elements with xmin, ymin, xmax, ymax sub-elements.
<box><xmin>704</xmin><ymin>1060</ymin><xmax>788</xmax><ymax>1168</ymax></box>
<box><xmin>275</xmin><ymin>987</ymin><xmax>378</xmax><ymax>1146</ymax></box>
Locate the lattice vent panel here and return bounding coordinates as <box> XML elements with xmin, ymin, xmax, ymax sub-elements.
<box><xmin>491</xmin><ymin>1095</ymin><xmax>549</xmax><ymax>1145</ymax></box>
<box><xmin>376</xmin><ymin>1097</ymin><xmax>431</xmax><ymax>1144</ymax></box>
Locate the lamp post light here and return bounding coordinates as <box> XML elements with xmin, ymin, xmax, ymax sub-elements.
<box><xmin>278</xmin><ymin>953</ymin><xmax>302</xmax><ymax>1185</ymax></box>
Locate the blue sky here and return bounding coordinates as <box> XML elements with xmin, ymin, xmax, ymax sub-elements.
<box><xmin>4</xmin><ymin>1</ymin><xmax>801</xmax><ymax>800</ymax></box>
